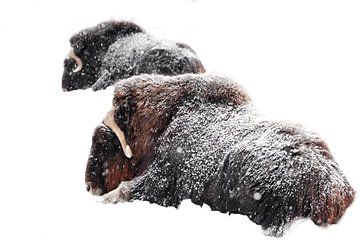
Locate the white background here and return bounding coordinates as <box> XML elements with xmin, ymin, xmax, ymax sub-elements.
<box><xmin>0</xmin><ymin>0</ymin><xmax>359</xmax><ymax>239</ymax></box>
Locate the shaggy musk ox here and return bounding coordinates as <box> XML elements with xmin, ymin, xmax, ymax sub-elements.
<box><xmin>62</xmin><ymin>21</ymin><xmax>205</xmax><ymax>91</ymax></box>
<box><xmin>85</xmin><ymin>73</ymin><xmax>354</xmax><ymax>236</ymax></box>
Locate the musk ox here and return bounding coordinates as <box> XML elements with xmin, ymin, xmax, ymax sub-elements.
<box><xmin>85</xmin><ymin>73</ymin><xmax>355</xmax><ymax>236</ymax></box>
<box><xmin>62</xmin><ymin>21</ymin><xmax>205</xmax><ymax>91</ymax></box>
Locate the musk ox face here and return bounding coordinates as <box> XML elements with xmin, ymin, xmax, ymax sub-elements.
<box><xmin>85</xmin><ymin>73</ymin><xmax>355</xmax><ymax>236</ymax></box>
<box><xmin>85</xmin><ymin>124</ymin><xmax>133</xmax><ymax>195</ymax></box>
<box><xmin>62</xmin><ymin>21</ymin><xmax>143</xmax><ymax>91</ymax></box>
<box><xmin>85</xmin><ymin>95</ymin><xmax>139</xmax><ymax>195</ymax></box>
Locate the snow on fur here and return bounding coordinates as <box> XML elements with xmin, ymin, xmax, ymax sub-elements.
<box><xmin>88</xmin><ymin>73</ymin><xmax>355</xmax><ymax>236</ymax></box>
<box><xmin>93</xmin><ymin>32</ymin><xmax>203</xmax><ymax>90</ymax></box>
<box><xmin>62</xmin><ymin>21</ymin><xmax>204</xmax><ymax>91</ymax></box>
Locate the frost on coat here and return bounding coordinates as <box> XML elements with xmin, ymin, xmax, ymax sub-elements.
<box><xmin>85</xmin><ymin>73</ymin><xmax>355</xmax><ymax>236</ymax></box>
<box><xmin>62</xmin><ymin>21</ymin><xmax>205</xmax><ymax>91</ymax></box>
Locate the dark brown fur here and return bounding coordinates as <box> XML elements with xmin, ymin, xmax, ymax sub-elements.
<box><xmin>85</xmin><ymin>74</ymin><xmax>354</xmax><ymax>236</ymax></box>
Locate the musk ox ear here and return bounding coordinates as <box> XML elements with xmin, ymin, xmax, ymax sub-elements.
<box><xmin>62</xmin><ymin>21</ymin><xmax>144</xmax><ymax>91</ymax></box>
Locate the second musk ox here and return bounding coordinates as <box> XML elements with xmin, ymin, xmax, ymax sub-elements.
<box><xmin>85</xmin><ymin>73</ymin><xmax>354</xmax><ymax>236</ymax></box>
<box><xmin>62</xmin><ymin>21</ymin><xmax>205</xmax><ymax>91</ymax></box>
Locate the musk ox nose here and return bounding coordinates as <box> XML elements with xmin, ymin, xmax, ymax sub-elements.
<box><xmin>85</xmin><ymin>182</ymin><xmax>104</xmax><ymax>196</ymax></box>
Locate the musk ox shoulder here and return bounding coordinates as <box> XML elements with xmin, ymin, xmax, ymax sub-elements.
<box><xmin>85</xmin><ymin>73</ymin><xmax>355</xmax><ymax>236</ymax></box>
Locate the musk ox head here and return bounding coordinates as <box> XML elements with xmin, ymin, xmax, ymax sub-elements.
<box><xmin>85</xmin><ymin>73</ymin><xmax>354</xmax><ymax>236</ymax></box>
<box><xmin>62</xmin><ymin>21</ymin><xmax>143</xmax><ymax>91</ymax></box>
<box><xmin>62</xmin><ymin>21</ymin><xmax>205</xmax><ymax>91</ymax></box>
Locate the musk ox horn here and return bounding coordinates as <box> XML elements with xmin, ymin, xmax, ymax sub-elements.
<box><xmin>103</xmin><ymin>107</ymin><xmax>133</xmax><ymax>158</ymax></box>
<box><xmin>68</xmin><ymin>49</ymin><xmax>83</xmax><ymax>73</ymax></box>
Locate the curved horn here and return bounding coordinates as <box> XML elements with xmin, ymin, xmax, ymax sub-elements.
<box><xmin>103</xmin><ymin>107</ymin><xmax>133</xmax><ymax>158</ymax></box>
<box><xmin>68</xmin><ymin>49</ymin><xmax>83</xmax><ymax>72</ymax></box>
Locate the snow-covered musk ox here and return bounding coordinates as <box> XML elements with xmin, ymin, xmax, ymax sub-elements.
<box><xmin>85</xmin><ymin>73</ymin><xmax>355</xmax><ymax>236</ymax></box>
<box><xmin>62</xmin><ymin>21</ymin><xmax>205</xmax><ymax>91</ymax></box>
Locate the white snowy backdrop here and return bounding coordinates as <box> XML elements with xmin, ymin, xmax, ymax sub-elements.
<box><xmin>0</xmin><ymin>0</ymin><xmax>359</xmax><ymax>239</ymax></box>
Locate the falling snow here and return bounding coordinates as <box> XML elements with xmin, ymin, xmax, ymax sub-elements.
<box><xmin>253</xmin><ymin>192</ymin><xmax>262</xmax><ymax>201</ymax></box>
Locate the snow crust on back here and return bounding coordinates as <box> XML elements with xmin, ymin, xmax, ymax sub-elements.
<box><xmin>92</xmin><ymin>33</ymin><xmax>201</xmax><ymax>90</ymax></box>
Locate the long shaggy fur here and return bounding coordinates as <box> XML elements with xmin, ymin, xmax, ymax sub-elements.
<box><xmin>85</xmin><ymin>73</ymin><xmax>354</xmax><ymax>236</ymax></box>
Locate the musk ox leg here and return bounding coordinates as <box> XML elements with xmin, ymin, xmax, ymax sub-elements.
<box><xmin>102</xmin><ymin>152</ymin><xmax>181</xmax><ymax>207</ymax></box>
<box><xmin>102</xmin><ymin>178</ymin><xmax>137</xmax><ymax>203</ymax></box>
<box><xmin>100</xmin><ymin>153</ymin><xmax>175</xmax><ymax>204</ymax></box>
<box><xmin>92</xmin><ymin>70</ymin><xmax>113</xmax><ymax>91</ymax></box>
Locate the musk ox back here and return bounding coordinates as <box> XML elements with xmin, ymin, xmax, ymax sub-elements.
<box><xmin>85</xmin><ymin>73</ymin><xmax>354</xmax><ymax>236</ymax></box>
